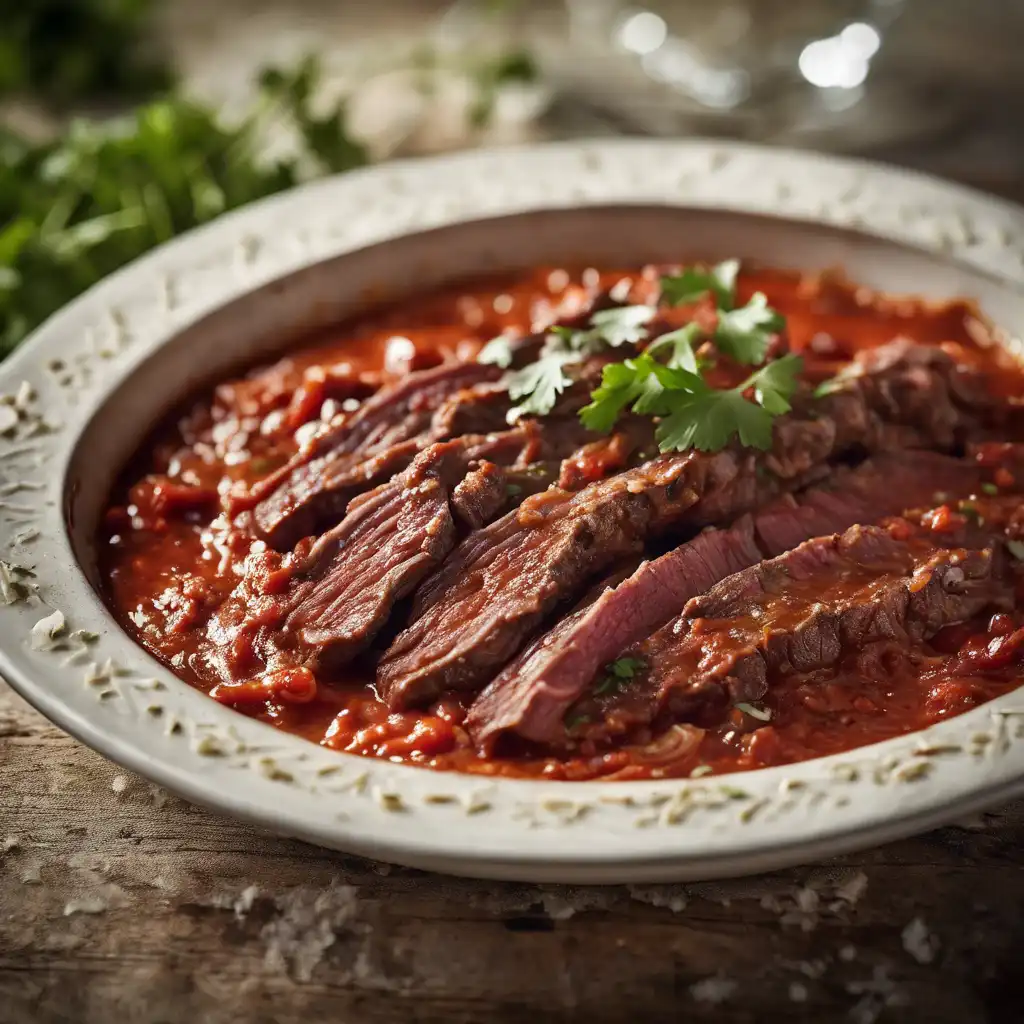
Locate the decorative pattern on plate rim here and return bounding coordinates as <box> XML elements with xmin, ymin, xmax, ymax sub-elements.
<box><xmin>3</xmin><ymin>139</ymin><xmax>1024</xmax><ymax>883</ymax></box>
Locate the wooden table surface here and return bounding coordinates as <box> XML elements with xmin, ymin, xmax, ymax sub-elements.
<box><xmin>3</xmin><ymin>675</ymin><xmax>1023</xmax><ymax>1024</ymax></box>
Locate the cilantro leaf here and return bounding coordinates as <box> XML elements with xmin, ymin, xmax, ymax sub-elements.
<box><xmin>748</xmin><ymin>354</ymin><xmax>803</xmax><ymax>416</ymax></box>
<box><xmin>508</xmin><ymin>305</ymin><xmax>656</xmax><ymax>418</ymax></box>
<box><xmin>575</xmin><ymin>304</ymin><xmax>656</xmax><ymax>351</ymax></box>
<box><xmin>630</xmin><ymin>360</ymin><xmax>703</xmax><ymax>415</ymax></box>
<box><xmin>660</xmin><ymin>259</ymin><xmax>740</xmax><ymax>309</ymax></box>
<box><xmin>593</xmin><ymin>655</ymin><xmax>647</xmax><ymax>696</ymax></box>
<box><xmin>714</xmin><ymin>292</ymin><xmax>785</xmax><ymax>365</ymax></box>
<box><xmin>478</xmin><ymin>334</ymin><xmax>514</xmax><ymax>368</ymax></box>
<box><xmin>655</xmin><ymin>355</ymin><xmax>804</xmax><ymax>454</ymax></box>
<box><xmin>656</xmin><ymin>388</ymin><xmax>775</xmax><ymax>453</ymax></box>
<box><xmin>507</xmin><ymin>348</ymin><xmax>578</xmax><ymax>419</ymax></box>
<box><xmin>645</xmin><ymin>322</ymin><xmax>702</xmax><ymax>372</ymax></box>
<box><xmin>579</xmin><ymin>355</ymin><xmax>701</xmax><ymax>431</ymax></box>
<box><xmin>579</xmin><ymin>358</ymin><xmax>652</xmax><ymax>433</ymax></box>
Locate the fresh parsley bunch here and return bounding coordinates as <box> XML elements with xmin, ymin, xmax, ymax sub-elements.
<box><xmin>0</xmin><ymin>58</ymin><xmax>368</xmax><ymax>356</ymax></box>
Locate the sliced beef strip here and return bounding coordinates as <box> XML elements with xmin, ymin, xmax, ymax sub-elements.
<box><xmin>205</xmin><ymin>434</ymin><xmax>530</xmax><ymax>678</ymax></box>
<box><xmin>466</xmin><ymin>516</ymin><xmax>762</xmax><ymax>750</ymax></box>
<box><xmin>637</xmin><ymin>524</ymin><xmax>1012</xmax><ymax>733</ymax></box>
<box><xmin>465</xmin><ymin>449</ymin><xmax>981</xmax><ymax>748</ymax></box>
<box><xmin>377</xmin><ymin>340</ymin><xmax>998</xmax><ymax>709</ymax></box>
<box><xmin>844</xmin><ymin>337</ymin><xmax>1003</xmax><ymax>439</ymax></box>
<box><xmin>379</xmin><ymin>448</ymin><xmax>754</xmax><ymax>708</ymax></box>
<box><xmin>450</xmin><ymin>461</ymin><xmax>509</xmax><ymax>530</ymax></box>
<box><xmin>278</xmin><ymin>440</ymin><xmax>471</xmax><ymax>666</ymax></box>
<box><xmin>245</xmin><ymin>360</ymin><xmax>508</xmax><ymax>549</ymax></box>
<box><xmin>275</xmin><ymin>415</ymin><xmax>624</xmax><ymax>670</ymax></box>
<box><xmin>432</xmin><ymin>382</ymin><xmax>514</xmax><ymax>438</ymax></box>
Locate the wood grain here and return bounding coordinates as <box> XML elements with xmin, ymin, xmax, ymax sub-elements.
<box><xmin>2</xmin><ymin>680</ymin><xmax>1023</xmax><ymax>1024</ymax></box>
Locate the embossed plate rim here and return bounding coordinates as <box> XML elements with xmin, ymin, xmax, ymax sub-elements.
<box><xmin>3</xmin><ymin>139</ymin><xmax>1024</xmax><ymax>883</ymax></box>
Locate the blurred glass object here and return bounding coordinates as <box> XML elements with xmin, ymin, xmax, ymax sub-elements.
<box><xmin>342</xmin><ymin>0</ymin><xmax>551</xmax><ymax>160</ymax></box>
<box><xmin>557</xmin><ymin>0</ymin><xmax>960</xmax><ymax>150</ymax></box>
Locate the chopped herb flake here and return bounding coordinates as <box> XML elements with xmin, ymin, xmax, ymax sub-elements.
<box><xmin>982</xmin><ymin>482</ymin><xmax>999</xmax><ymax>496</ymax></box>
<box><xmin>813</xmin><ymin>373</ymin><xmax>852</xmax><ymax>399</ymax></box>
<box><xmin>593</xmin><ymin>656</ymin><xmax>646</xmax><ymax>696</ymax></box>
<box><xmin>720</xmin><ymin>785</ymin><xmax>750</xmax><ymax>800</ymax></box>
<box><xmin>608</xmin><ymin>656</ymin><xmax>645</xmax><ymax>678</ymax></box>
<box><xmin>959</xmin><ymin>501</ymin><xmax>982</xmax><ymax>525</ymax></box>
<box><xmin>478</xmin><ymin>334</ymin><xmax>514</xmax><ymax>368</ymax></box>
<box><xmin>563</xmin><ymin>710</ymin><xmax>591</xmax><ymax>733</ymax></box>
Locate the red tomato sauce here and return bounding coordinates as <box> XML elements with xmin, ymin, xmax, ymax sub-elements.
<box><xmin>99</xmin><ymin>265</ymin><xmax>1024</xmax><ymax>780</ymax></box>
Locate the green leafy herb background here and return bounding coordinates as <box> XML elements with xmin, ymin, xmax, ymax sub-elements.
<box><xmin>0</xmin><ymin>1</ymin><xmax>534</xmax><ymax>357</ymax></box>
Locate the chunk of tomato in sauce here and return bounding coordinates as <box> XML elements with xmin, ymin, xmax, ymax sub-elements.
<box><xmin>211</xmin><ymin>666</ymin><xmax>318</xmax><ymax>707</ymax></box>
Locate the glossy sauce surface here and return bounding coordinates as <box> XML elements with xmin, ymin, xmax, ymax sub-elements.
<box><xmin>100</xmin><ymin>265</ymin><xmax>1024</xmax><ymax>780</ymax></box>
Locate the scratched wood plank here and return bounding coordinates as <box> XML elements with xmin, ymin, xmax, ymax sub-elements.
<box><xmin>2</xmin><ymin>681</ymin><xmax>1023</xmax><ymax>1024</ymax></box>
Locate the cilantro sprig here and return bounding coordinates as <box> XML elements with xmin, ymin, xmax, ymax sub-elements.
<box><xmin>482</xmin><ymin>260</ymin><xmax>790</xmax><ymax>433</ymax></box>
<box><xmin>548</xmin><ymin>304</ymin><xmax>658</xmax><ymax>354</ymax></box>
<box><xmin>483</xmin><ymin>305</ymin><xmax>661</xmax><ymax>421</ymax></box>
<box><xmin>580</xmin><ymin>354</ymin><xmax>689</xmax><ymax>433</ymax></box>
<box><xmin>660</xmin><ymin>262</ymin><xmax>783</xmax><ymax>366</ymax></box>
<box><xmin>582</xmin><ymin>262</ymin><xmax>796</xmax><ymax>452</ymax></box>
<box><xmin>582</xmin><ymin>351</ymin><xmax>803</xmax><ymax>453</ymax></box>
<box><xmin>653</xmin><ymin>355</ymin><xmax>803</xmax><ymax>453</ymax></box>
<box><xmin>505</xmin><ymin>346</ymin><xmax>578</xmax><ymax>419</ymax></box>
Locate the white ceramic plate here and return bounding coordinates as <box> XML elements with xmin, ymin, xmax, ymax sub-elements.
<box><xmin>4</xmin><ymin>139</ymin><xmax>1024</xmax><ymax>883</ymax></box>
